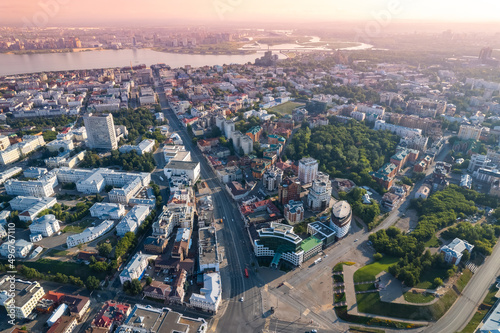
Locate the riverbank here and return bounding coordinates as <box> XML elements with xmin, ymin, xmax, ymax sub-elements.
<box><xmin>2</xmin><ymin>47</ymin><xmax>103</xmax><ymax>55</ymax></box>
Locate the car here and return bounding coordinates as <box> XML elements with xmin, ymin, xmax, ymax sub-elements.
<box><xmin>311</xmin><ymin>330</ymin><xmax>318</xmax><ymax>333</ymax></box>
<box><xmin>240</xmin><ymin>297</ymin><xmax>244</xmax><ymax>302</ymax></box>
<box><xmin>354</xmin><ymin>239</ymin><xmax>359</xmax><ymax>242</ymax></box>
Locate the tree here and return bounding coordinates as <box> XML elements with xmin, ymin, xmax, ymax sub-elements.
<box><xmin>145</xmin><ymin>276</ymin><xmax>153</xmax><ymax>285</ymax></box>
<box><xmin>85</xmin><ymin>276</ymin><xmax>100</xmax><ymax>291</ymax></box>
<box><xmin>124</xmin><ymin>279</ymin><xmax>143</xmax><ymax>295</ymax></box>
<box><xmin>433</xmin><ymin>277</ymin><xmax>444</xmax><ymax>288</ymax></box>
<box><xmin>98</xmin><ymin>243</ymin><xmax>112</xmax><ymax>257</ymax></box>
<box><xmin>373</xmin><ymin>253</ymin><xmax>383</xmax><ymax>261</ymax></box>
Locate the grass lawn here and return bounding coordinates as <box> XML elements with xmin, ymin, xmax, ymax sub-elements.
<box><xmin>22</xmin><ymin>258</ymin><xmax>106</xmax><ymax>280</ymax></box>
<box><xmin>48</xmin><ymin>249</ymin><xmax>69</xmax><ymax>257</ymax></box>
<box><xmin>353</xmin><ymin>256</ymin><xmax>398</xmax><ymax>283</ymax></box>
<box><xmin>404</xmin><ymin>291</ymin><xmax>435</xmax><ymax>304</ymax></box>
<box><xmin>355</xmin><ymin>283</ymin><xmax>377</xmax><ymax>292</ymax></box>
<box><xmin>424</xmin><ymin>234</ymin><xmax>440</xmax><ymax>248</ymax></box>
<box><xmin>268</xmin><ymin>101</ymin><xmax>305</xmax><ymax>115</ymax></box>
<box><xmin>335</xmin><ymin>306</ymin><xmax>423</xmax><ymax>329</ymax></box>
<box><xmin>335</xmin><ymin>292</ymin><xmax>346</xmax><ymax>303</ymax></box>
<box><xmin>414</xmin><ymin>267</ymin><xmax>449</xmax><ymax>289</ymax></box>
<box><xmin>63</xmin><ymin>219</ymin><xmax>94</xmax><ymax>233</ymax></box>
<box><xmin>459</xmin><ymin>285</ymin><xmax>498</xmax><ymax>333</ymax></box>
<box><xmin>356</xmin><ymin>269</ymin><xmax>473</xmax><ymax>321</ymax></box>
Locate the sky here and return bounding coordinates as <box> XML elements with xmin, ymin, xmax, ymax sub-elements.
<box><xmin>2</xmin><ymin>0</ymin><xmax>500</xmax><ymax>27</ymax></box>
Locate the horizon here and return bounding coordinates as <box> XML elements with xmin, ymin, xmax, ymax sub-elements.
<box><xmin>1</xmin><ymin>0</ymin><xmax>500</xmax><ymax>30</ymax></box>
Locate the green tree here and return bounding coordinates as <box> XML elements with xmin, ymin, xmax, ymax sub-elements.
<box><xmin>85</xmin><ymin>276</ymin><xmax>100</xmax><ymax>291</ymax></box>
<box><xmin>98</xmin><ymin>243</ymin><xmax>113</xmax><ymax>258</ymax></box>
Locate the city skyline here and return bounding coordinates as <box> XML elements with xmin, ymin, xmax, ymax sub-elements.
<box><xmin>1</xmin><ymin>0</ymin><xmax>500</xmax><ymax>27</ymax></box>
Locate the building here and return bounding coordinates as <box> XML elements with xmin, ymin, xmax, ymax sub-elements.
<box><xmin>29</xmin><ymin>214</ymin><xmax>60</xmax><ymax>237</ymax></box>
<box><xmin>298</xmin><ymin>158</ymin><xmax>318</xmax><ymax>184</ymax></box>
<box><xmin>46</xmin><ymin>315</ymin><xmax>78</xmax><ymax>333</ymax></box>
<box><xmin>0</xmin><ymin>239</ymin><xmax>33</xmax><ymax>258</ymax></box>
<box><xmin>115</xmin><ymin>304</ymin><xmax>207</xmax><ymax>333</ymax></box>
<box><xmin>330</xmin><ymin>201</ymin><xmax>352</xmax><ymax>239</ymax></box>
<box><xmin>5</xmin><ymin>175</ymin><xmax>57</xmax><ymax>197</ymax></box>
<box><xmin>66</xmin><ymin>220</ymin><xmax>114</xmax><ymax>248</ymax></box>
<box><xmin>284</xmin><ymin>200</ymin><xmax>304</xmax><ymax>224</ymax></box>
<box><xmin>143</xmin><ymin>236</ymin><xmax>168</xmax><ymax>254</ymax></box>
<box><xmin>189</xmin><ymin>272</ymin><xmax>222</xmax><ymax>313</ymax></box>
<box><xmin>252</xmin><ymin>222</ymin><xmax>322</xmax><ymax>268</ymax></box>
<box><xmin>0</xmin><ymin>278</ymin><xmax>45</xmax><ymax>319</ymax></box>
<box><xmin>374</xmin><ymin>120</ymin><xmax>423</xmax><ymax>138</ymax></box>
<box><xmin>439</xmin><ymin>238</ymin><xmax>474</xmax><ymax>265</ymax></box>
<box><xmin>9</xmin><ymin>196</ymin><xmax>57</xmax><ymax>222</ymax></box>
<box><xmin>415</xmin><ymin>185</ymin><xmax>431</xmax><ymax>199</ymax></box>
<box><xmin>198</xmin><ymin>227</ymin><xmax>220</xmax><ymax>272</ymax></box>
<box><xmin>116</xmin><ymin>205</ymin><xmax>151</xmax><ymax>236</ymax></box>
<box><xmin>307</xmin><ymin>221</ymin><xmax>336</xmax><ymax>248</ymax></box>
<box><xmin>0</xmin><ymin>166</ymin><xmax>22</xmax><ymax>184</ymax></box>
<box><xmin>143</xmin><ymin>281</ymin><xmax>171</xmax><ymax>301</ymax></box>
<box><xmin>90</xmin><ymin>203</ymin><xmax>125</xmax><ymax>220</ymax></box>
<box><xmin>119</xmin><ymin>252</ymin><xmax>149</xmax><ymax>284</ymax></box>
<box><xmin>164</xmin><ymin>160</ymin><xmax>201</xmax><ymax>183</ymax></box>
<box><xmin>119</xmin><ymin>139</ymin><xmax>155</xmax><ymax>155</ymax></box>
<box><xmin>468</xmin><ymin>153</ymin><xmax>492</xmax><ymax>172</ymax></box>
<box><xmin>262</xmin><ymin>167</ymin><xmax>283</xmax><ymax>191</ymax></box>
<box><xmin>479</xmin><ymin>300</ymin><xmax>500</xmax><ymax>333</ymax></box>
<box><xmin>307</xmin><ymin>172</ymin><xmax>332</xmax><ymax>211</ymax></box>
<box><xmin>163</xmin><ymin>145</ymin><xmax>191</xmax><ymax>163</ymax></box>
<box><xmin>92</xmin><ymin>301</ymin><xmax>131</xmax><ymax>331</ymax></box>
<box><xmin>278</xmin><ymin>177</ymin><xmax>301</xmax><ymax>205</ymax></box>
<box><xmin>458</xmin><ymin>124</ymin><xmax>482</xmax><ymax>141</ymax></box>
<box><xmin>245</xmin><ymin>126</ymin><xmax>263</xmax><ymax>142</ymax></box>
<box><xmin>84</xmin><ymin>113</ymin><xmax>118</xmax><ymax>150</ymax></box>
<box><xmin>370</xmin><ymin>163</ymin><xmax>398</xmax><ymax>190</ymax></box>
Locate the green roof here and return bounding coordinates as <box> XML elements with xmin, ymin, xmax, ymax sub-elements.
<box><xmin>300</xmin><ymin>236</ymin><xmax>322</xmax><ymax>253</ymax></box>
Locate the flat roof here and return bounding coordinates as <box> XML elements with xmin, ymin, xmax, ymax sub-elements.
<box><xmin>300</xmin><ymin>236</ymin><xmax>323</xmax><ymax>252</ymax></box>
<box><xmin>166</xmin><ymin>160</ymin><xmax>199</xmax><ymax>170</ymax></box>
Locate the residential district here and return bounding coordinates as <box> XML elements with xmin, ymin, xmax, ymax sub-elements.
<box><xmin>1</xmin><ymin>46</ymin><xmax>500</xmax><ymax>333</ymax></box>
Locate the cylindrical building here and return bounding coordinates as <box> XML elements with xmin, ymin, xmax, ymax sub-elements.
<box><xmin>330</xmin><ymin>200</ymin><xmax>352</xmax><ymax>239</ymax></box>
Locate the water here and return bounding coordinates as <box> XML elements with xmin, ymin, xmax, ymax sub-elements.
<box><xmin>0</xmin><ymin>48</ymin><xmax>263</xmax><ymax>76</ymax></box>
<box><xmin>0</xmin><ymin>38</ymin><xmax>375</xmax><ymax>76</ymax></box>
<box><xmin>239</xmin><ymin>36</ymin><xmax>373</xmax><ymax>52</ymax></box>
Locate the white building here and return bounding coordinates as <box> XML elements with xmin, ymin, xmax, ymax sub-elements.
<box><xmin>66</xmin><ymin>220</ymin><xmax>114</xmax><ymax>248</ymax></box>
<box><xmin>119</xmin><ymin>252</ymin><xmax>149</xmax><ymax>284</ymax></box>
<box><xmin>9</xmin><ymin>196</ymin><xmax>57</xmax><ymax>222</ymax></box>
<box><xmin>119</xmin><ymin>139</ymin><xmax>155</xmax><ymax>155</ymax></box>
<box><xmin>0</xmin><ymin>166</ymin><xmax>22</xmax><ymax>184</ymax></box>
<box><xmin>0</xmin><ymin>278</ymin><xmax>45</xmax><ymax>319</ymax></box>
<box><xmin>458</xmin><ymin>124</ymin><xmax>482</xmax><ymax>141</ymax></box>
<box><xmin>298</xmin><ymin>157</ymin><xmax>318</xmax><ymax>184</ymax></box>
<box><xmin>46</xmin><ymin>139</ymin><xmax>74</xmax><ymax>153</ymax></box>
<box><xmin>0</xmin><ymin>135</ymin><xmax>45</xmax><ymax>165</ymax></box>
<box><xmin>5</xmin><ymin>174</ymin><xmax>57</xmax><ymax>198</ymax></box>
<box><xmin>29</xmin><ymin>214</ymin><xmax>60</xmax><ymax>237</ymax></box>
<box><xmin>90</xmin><ymin>203</ymin><xmax>125</xmax><ymax>220</ymax></box>
<box><xmin>116</xmin><ymin>205</ymin><xmax>151</xmax><ymax>236</ymax></box>
<box><xmin>189</xmin><ymin>272</ymin><xmax>222</xmax><ymax>313</ymax></box>
<box><xmin>164</xmin><ymin>160</ymin><xmax>201</xmax><ymax>183</ymax></box>
<box><xmin>374</xmin><ymin>120</ymin><xmax>423</xmax><ymax>138</ymax></box>
<box><xmin>84</xmin><ymin>113</ymin><xmax>118</xmax><ymax>150</ymax></box>
<box><xmin>307</xmin><ymin>172</ymin><xmax>332</xmax><ymax>211</ymax></box>
<box><xmin>262</xmin><ymin>167</ymin><xmax>283</xmax><ymax>191</ymax></box>
<box><xmin>468</xmin><ymin>154</ymin><xmax>492</xmax><ymax>172</ymax></box>
<box><xmin>0</xmin><ymin>239</ymin><xmax>33</xmax><ymax>258</ymax></box>
<box><xmin>330</xmin><ymin>201</ymin><xmax>352</xmax><ymax>239</ymax></box>
<box><xmin>163</xmin><ymin>145</ymin><xmax>191</xmax><ymax>163</ymax></box>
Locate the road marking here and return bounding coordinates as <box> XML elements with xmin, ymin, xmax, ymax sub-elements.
<box><xmin>209</xmin><ymin>317</ymin><xmax>220</xmax><ymax>332</ymax></box>
<box><xmin>303</xmin><ymin>308</ymin><xmax>310</xmax><ymax>316</ymax></box>
<box><xmin>284</xmin><ymin>281</ymin><xmax>293</xmax><ymax>289</ymax></box>
<box><xmin>264</xmin><ymin>317</ymin><xmax>271</xmax><ymax>331</ymax></box>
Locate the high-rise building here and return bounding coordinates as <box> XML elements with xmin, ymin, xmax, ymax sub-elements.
<box><xmin>84</xmin><ymin>113</ymin><xmax>118</xmax><ymax>150</ymax></box>
<box><xmin>298</xmin><ymin>158</ymin><xmax>318</xmax><ymax>184</ymax></box>
<box><xmin>307</xmin><ymin>172</ymin><xmax>332</xmax><ymax>211</ymax></box>
<box><xmin>330</xmin><ymin>201</ymin><xmax>352</xmax><ymax>239</ymax></box>
<box><xmin>278</xmin><ymin>177</ymin><xmax>301</xmax><ymax>205</ymax></box>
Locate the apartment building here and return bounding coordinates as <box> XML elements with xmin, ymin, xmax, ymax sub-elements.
<box><xmin>84</xmin><ymin>113</ymin><xmax>118</xmax><ymax>150</ymax></box>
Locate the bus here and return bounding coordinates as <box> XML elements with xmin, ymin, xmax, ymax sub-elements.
<box><xmin>244</xmin><ymin>268</ymin><xmax>249</xmax><ymax>278</ymax></box>
<box><xmin>314</xmin><ymin>258</ymin><xmax>322</xmax><ymax>265</ymax></box>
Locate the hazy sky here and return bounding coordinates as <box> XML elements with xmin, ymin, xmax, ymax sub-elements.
<box><xmin>2</xmin><ymin>0</ymin><xmax>500</xmax><ymax>27</ymax></box>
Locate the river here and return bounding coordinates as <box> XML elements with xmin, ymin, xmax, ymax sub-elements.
<box><xmin>0</xmin><ymin>49</ymin><xmax>263</xmax><ymax>76</ymax></box>
<box><xmin>0</xmin><ymin>37</ymin><xmax>374</xmax><ymax>76</ymax></box>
